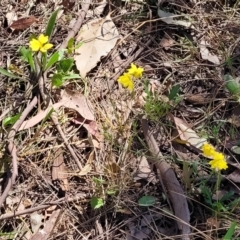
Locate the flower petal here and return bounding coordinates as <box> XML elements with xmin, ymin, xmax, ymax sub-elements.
<box><xmin>43</xmin><ymin>43</ymin><xmax>53</xmax><ymax>51</ymax></box>
<box><xmin>38</xmin><ymin>34</ymin><xmax>49</xmax><ymax>45</ymax></box>
<box><xmin>29</xmin><ymin>39</ymin><xmax>42</xmax><ymax>51</ymax></box>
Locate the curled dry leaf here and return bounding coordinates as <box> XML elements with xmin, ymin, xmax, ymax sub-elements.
<box><xmin>158</xmin><ymin>9</ymin><xmax>192</xmax><ymax>28</ymax></box>
<box><xmin>173</xmin><ymin>117</ymin><xmax>207</xmax><ymax>149</ymax></box>
<box><xmin>61</xmin><ymin>89</ymin><xmax>95</xmax><ymax>121</ymax></box>
<box><xmin>199</xmin><ymin>40</ymin><xmax>220</xmax><ymax>65</ymax></box>
<box><xmin>74</xmin><ymin>14</ymin><xmax>120</xmax><ymax>77</ymax></box>
<box><xmin>10</xmin><ymin>16</ymin><xmax>36</xmax><ymax>30</ymax></box>
<box><xmin>19</xmin><ymin>89</ymin><xmax>95</xmax><ymax>131</ymax></box>
<box><xmin>78</xmin><ymin>151</ymin><xmax>94</xmax><ymax>176</ymax></box>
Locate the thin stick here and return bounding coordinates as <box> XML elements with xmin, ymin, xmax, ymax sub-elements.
<box><xmin>0</xmin><ymin>97</ymin><xmax>38</xmax><ymax>207</ymax></box>
<box><xmin>0</xmin><ymin>193</ymin><xmax>87</xmax><ymax>220</ymax></box>
<box><xmin>59</xmin><ymin>1</ymin><xmax>91</xmax><ymax>50</ymax></box>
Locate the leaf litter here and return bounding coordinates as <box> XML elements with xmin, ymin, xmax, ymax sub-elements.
<box><xmin>1</xmin><ymin>0</ymin><xmax>240</xmax><ymax>239</ymax></box>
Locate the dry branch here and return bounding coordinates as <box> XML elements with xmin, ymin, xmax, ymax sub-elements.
<box><xmin>141</xmin><ymin>119</ymin><xmax>191</xmax><ymax>240</ymax></box>
<box><xmin>0</xmin><ymin>97</ymin><xmax>38</xmax><ymax>207</ymax></box>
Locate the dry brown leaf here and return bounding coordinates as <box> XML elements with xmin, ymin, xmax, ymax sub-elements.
<box><xmin>9</xmin><ymin>16</ymin><xmax>36</xmax><ymax>30</ymax></box>
<box><xmin>19</xmin><ymin>89</ymin><xmax>94</xmax><ymax>131</ymax></box>
<box><xmin>227</xmin><ymin>169</ymin><xmax>240</xmax><ymax>183</ymax></box>
<box><xmin>160</xmin><ymin>34</ymin><xmax>174</xmax><ymax>50</ymax></box>
<box><xmin>78</xmin><ymin>151</ymin><xmax>94</xmax><ymax>176</ymax></box>
<box><xmin>173</xmin><ymin>117</ymin><xmax>207</xmax><ymax>149</ymax></box>
<box><xmin>6</xmin><ymin>11</ymin><xmax>17</xmax><ymax>26</ymax></box>
<box><xmin>134</xmin><ymin>156</ymin><xmax>156</xmax><ymax>183</ymax></box>
<box><xmin>206</xmin><ymin>217</ymin><xmax>220</xmax><ymax>229</ymax></box>
<box><xmin>61</xmin><ymin>89</ymin><xmax>95</xmax><ymax>121</ymax></box>
<box><xmin>52</xmin><ymin>149</ymin><xmax>69</xmax><ymax>191</ymax></box>
<box><xmin>199</xmin><ymin>40</ymin><xmax>220</xmax><ymax>65</ymax></box>
<box><xmin>74</xmin><ymin>14</ymin><xmax>120</xmax><ymax>77</ymax></box>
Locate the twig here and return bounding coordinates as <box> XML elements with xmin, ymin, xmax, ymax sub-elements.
<box><xmin>0</xmin><ymin>193</ymin><xmax>87</xmax><ymax>220</ymax></box>
<box><xmin>0</xmin><ymin>97</ymin><xmax>38</xmax><ymax>207</ymax></box>
<box><xmin>59</xmin><ymin>1</ymin><xmax>91</xmax><ymax>50</ymax></box>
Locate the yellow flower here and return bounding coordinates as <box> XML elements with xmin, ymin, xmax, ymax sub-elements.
<box><xmin>29</xmin><ymin>34</ymin><xmax>53</xmax><ymax>53</ymax></box>
<box><xmin>118</xmin><ymin>73</ymin><xmax>134</xmax><ymax>91</ymax></box>
<box><xmin>202</xmin><ymin>143</ymin><xmax>215</xmax><ymax>157</ymax></box>
<box><xmin>127</xmin><ymin>63</ymin><xmax>144</xmax><ymax>79</ymax></box>
<box><xmin>209</xmin><ymin>152</ymin><xmax>228</xmax><ymax>171</ymax></box>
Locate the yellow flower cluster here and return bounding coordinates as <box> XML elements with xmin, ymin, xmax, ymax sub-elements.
<box><xmin>202</xmin><ymin>143</ymin><xmax>228</xmax><ymax>171</ymax></box>
<box><xmin>29</xmin><ymin>34</ymin><xmax>53</xmax><ymax>53</ymax></box>
<box><xmin>118</xmin><ymin>63</ymin><xmax>144</xmax><ymax>92</ymax></box>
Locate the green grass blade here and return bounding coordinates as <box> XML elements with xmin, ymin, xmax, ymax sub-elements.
<box><xmin>223</xmin><ymin>221</ymin><xmax>237</xmax><ymax>240</ymax></box>
<box><xmin>0</xmin><ymin>67</ymin><xmax>24</xmax><ymax>80</ymax></box>
<box><xmin>45</xmin><ymin>9</ymin><xmax>60</xmax><ymax>39</ymax></box>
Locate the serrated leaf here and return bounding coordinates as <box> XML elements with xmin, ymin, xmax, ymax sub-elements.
<box><xmin>138</xmin><ymin>195</ymin><xmax>156</xmax><ymax>206</ymax></box>
<box><xmin>3</xmin><ymin>113</ymin><xmax>21</xmax><ymax>127</ymax></box>
<box><xmin>90</xmin><ymin>197</ymin><xmax>104</xmax><ymax>209</ymax></box>
<box><xmin>52</xmin><ymin>73</ymin><xmax>64</xmax><ymax>87</ymax></box>
<box><xmin>45</xmin><ymin>9</ymin><xmax>60</xmax><ymax>39</ymax></box>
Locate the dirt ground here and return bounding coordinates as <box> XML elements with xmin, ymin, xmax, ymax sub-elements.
<box><xmin>1</xmin><ymin>0</ymin><xmax>240</xmax><ymax>239</ymax></box>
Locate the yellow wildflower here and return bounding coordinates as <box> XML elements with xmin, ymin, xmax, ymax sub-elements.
<box><xmin>202</xmin><ymin>143</ymin><xmax>215</xmax><ymax>157</ymax></box>
<box><xmin>118</xmin><ymin>73</ymin><xmax>134</xmax><ymax>91</ymax></box>
<box><xmin>209</xmin><ymin>152</ymin><xmax>228</xmax><ymax>171</ymax></box>
<box><xmin>202</xmin><ymin>142</ymin><xmax>228</xmax><ymax>171</ymax></box>
<box><xmin>127</xmin><ymin>63</ymin><xmax>144</xmax><ymax>79</ymax></box>
<box><xmin>29</xmin><ymin>34</ymin><xmax>53</xmax><ymax>53</ymax></box>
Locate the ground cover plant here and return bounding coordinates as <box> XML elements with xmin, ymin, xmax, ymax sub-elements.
<box><xmin>0</xmin><ymin>0</ymin><xmax>240</xmax><ymax>239</ymax></box>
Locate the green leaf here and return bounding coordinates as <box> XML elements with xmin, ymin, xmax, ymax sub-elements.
<box><xmin>107</xmin><ymin>189</ymin><xmax>117</xmax><ymax>195</ymax></box>
<box><xmin>224</xmin><ymin>74</ymin><xmax>240</xmax><ymax>95</ymax></box>
<box><xmin>3</xmin><ymin>114</ymin><xmax>21</xmax><ymax>127</ymax></box>
<box><xmin>67</xmin><ymin>38</ymin><xmax>74</xmax><ymax>54</ymax></box>
<box><xmin>45</xmin><ymin>9</ymin><xmax>60</xmax><ymax>39</ymax></box>
<box><xmin>62</xmin><ymin>74</ymin><xmax>81</xmax><ymax>80</ymax></box>
<box><xmin>223</xmin><ymin>221</ymin><xmax>237</xmax><ymax>240</ymax></box>
<box><xmin>18</xmin><ymin>46</ymin><xmax>35</xmax><ymax>72</ymax></box>
<box><xmin>58</xmin><ymin>58</ymin><xmax>74</xmax><ymax>73</ymax></box>
<box><xmin>52</xmin><ymin>73</ymin><xmax>64</xmax><ymax>88</ymax></box>
<box><xmin>90</xmin><ymin>197</ymin><xmax>104</xmax><ymax>209</ymax></box>
<box><xmin>231</xmin><ymin>146</ymin><xmax>240</xmax><ymax>155</ymax></box>
<box><xmin>75</xmin><ymin>41</ymin><xmax>84</xmax><ymax>49</ymax></box>
<box><xmin>168</xmin><ymin>84</ymin><xmax>180</xmax><ymax>100</ymax></box>
<box><xmin>92</xmin><ymin>177</ymin><xmax>106</xmax><ymax>185</ymax></box>
<box><xmin>138</xmin><ymin>195</ymin><xmax>156</xmax><ymax>206</ymax></box>
<box><xmin>45</xmin><ymin>50</ymin><xmax>65</xmax><ymax>71</ymax></box>
<box><xmin>0</xmin><ymin>67</ymin><xmax>24</xmax><ymax>80</ymax></box>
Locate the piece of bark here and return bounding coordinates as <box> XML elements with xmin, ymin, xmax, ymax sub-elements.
<box><xmin>52</xmin><ymin>148</ymin><xmax>69</xmax><ymax>191</ymax></box>
<box><xmin>141</xmin><ymin>119</ymin><xmax>190</xmax><ymax>240</ymax></box>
